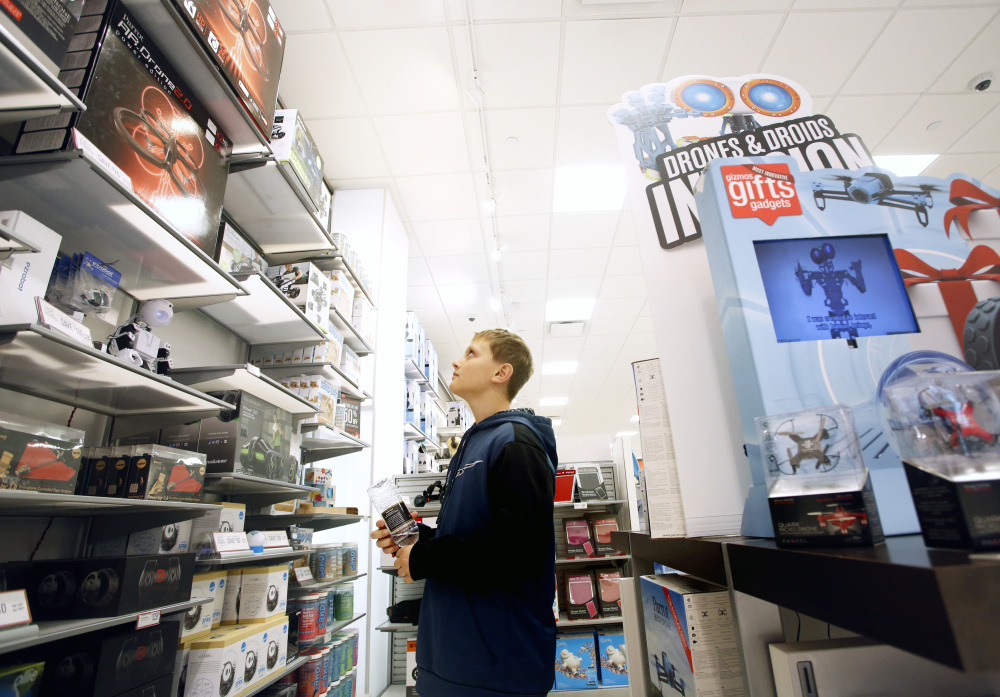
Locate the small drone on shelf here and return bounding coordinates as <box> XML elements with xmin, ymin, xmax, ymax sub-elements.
<box><xmin>809</xmin><ymin>504</ymin><xmax>867</xmax><ymax>534</ymax></box>
<box><xmin>771</xmin><ymin>414</ymin><xmax>842</xmax><ymax>476</ymax></box>
<box><xmin>810</xmin><ymin>172</ymin><xmax>944</xmax><ymax>227</ymax></box>
<box><xmin>917</xmin><ymin>385</ymin><xmax>999</xmax><ymax>455</ymax></box>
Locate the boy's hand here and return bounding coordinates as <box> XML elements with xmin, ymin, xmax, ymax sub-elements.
<box><xmin>370</xmin><ymin>512</ymin><xmax>421</xmax><ymax>558</ymax></box>
<box><xmin>394</xmin><ymin>544</ymin><xmax>413</xmax><ymax>583</ymax></box>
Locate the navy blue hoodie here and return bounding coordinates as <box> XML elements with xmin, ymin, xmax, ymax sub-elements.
<box><xmin>408</xmin><ymin>410</ymin><xmax>558</xmax><ymax>697</ymax></box>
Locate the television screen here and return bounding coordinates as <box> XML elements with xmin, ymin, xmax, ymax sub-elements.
<box><xmin>753</xmin><ymin>234</ymin><xmax>919</xmax><ymax>343</ymax></box>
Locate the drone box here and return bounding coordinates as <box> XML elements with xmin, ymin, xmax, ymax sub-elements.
<box><xmin>271</xmin><ymin>109</ymin><xmax>325</xmax><ymax>211</ymax></box>
<box><xmin>554</xmin><ymin>632</ymin><xmax>597</xmax><ymax>690</ymax></box>
<box><xmin>123</xmin><ymin>444</ymin><xmax>206</xmax><ymax>503</ymax></box>
<box><xmin>0</xmin><ymin>661</ymin><xmax>44</xmax><ymax>697</ymax></box>
<box><xmin>640</xmin><ymin>574</ymin><xmax>744</xmax><ymax>697</ymax></box>
<box><xmin>0</xmin><ymin>0</ymin><xmax>84</xmax><ymax>74</ymax></box>
<box><xmin>190</xmin><ymin>502</ymin><xmax>247</xmax><ymax>557</ymax></box>
<box><xmin>597</xmin><ymin>630</ymin><xmax>629</xmax><ymax>688</ymax></box>
<box><xmin>6</xmin><ymin>554</ymin><xmax>194</xmax><ymax>621</ymax></box>
<box><xmin>564</xmin><ymin>518</ymin><xmax>596</xmax><ymax>558</ymax></box>
<box><xmin>0</xmin><ymin>211</ymin><xmax>62</xmax><ymax>331</ymax></box>
<box><xmin>589</xmin><ymin>516</ymin><xmax>621</xmax><ymax>556</ymax></box>
<box><xmin>903</xmin><ymin>463</ymin><xmax>1000</xmax><ymax>550</ymax></box>
<box><xmin>237</xmin><ymin>564</ymin><xmax>288</xmax><ymax>623</ymax></box>
<box><xmin>169</xmin><ymin>0</ymin><xmax>285</xmax><ymax>139</ymax></box>
<box><xmin>15</xmin><ymin>0</ymin><xmax>231</xmax><ymax>258</ymax></box>
<box><xmin>595</xmin><ymin>568</ymin><xmax>622</xmax><ymax>618</ymax></box>
<box><xmin>565</xmin><ymin>571</ymin><xmax>598</xmax><ymax>621</ymax></box>
<box><xmin>767</xmin><ymin>472</ymin><xmax>885</xmax><ymax>549</ymax></box>
<box><xmin>126</xmin><ymin>519</ymin><xmax>194</xmax><ymax>556</ymax></box>
<box><xmin>0</xmin><ymin>411</ymin><xmax>84</xmax><ymax>495</ymax></box>
<box><xmin>198</xmin><ymin>390</ymin><xmax>295</xmax><ymax>483</ymax></box>
<box><xmin>215</xmin><ymin>220</ymin><xmax>266</xmax><ymax>276</ymax></box>
<box><xmin>184</xmin><ymin>624</ymin><xmax>257</xmax><ymax>697</ymax></box>
<box><xmin>33</xmin><ymin>621</ymin><xmax>178</xmax><ymax>697</ymax></box>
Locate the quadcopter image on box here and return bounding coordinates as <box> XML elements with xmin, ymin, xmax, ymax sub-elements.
<box><xmin>808</xmin><ymin>504</ymin><xmax>868</xmax><ymax>535</ymax></box>
<box><xmin>653</xmin><ymin>651</ymin><xmax>686</xmax><ymax>696</ymax></box>
<box><xmin>811</xmin><ymin>172</ymin><xmax>944</xmax><ymax>227</ymax></box>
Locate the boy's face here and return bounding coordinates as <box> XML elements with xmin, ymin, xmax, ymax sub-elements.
<box><xmin>450</xmin><ymin>339</ymin><xmax>502</xmax><ymax>399</ymax></box>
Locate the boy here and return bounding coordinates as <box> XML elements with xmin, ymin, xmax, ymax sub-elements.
<box><xmin>372</xmin><ymin>329</ymin><xmax>558</xmax><ymax>697</ymax></box>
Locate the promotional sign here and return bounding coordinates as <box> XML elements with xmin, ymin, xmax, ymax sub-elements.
<box><xmin>609</xmin><ymin>75</ymin><xmax>875</xmax><ymax>537</ymax></box>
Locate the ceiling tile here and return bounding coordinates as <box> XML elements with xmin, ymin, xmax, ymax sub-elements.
<box><xmin>661</xmin><ymin>14</ymin><xmax>782</xmax><ymax>81</ymax></box>
<box><xmin>279</xmin><ymin>33</ymin><xmax>367</xmax><ymax>118</ymax></box>
<box><xmin>550</xmin><ymin>212</ymin><xmax>619</xmax><ymax>248</ymax></box>
<box><xmin>496</xmin><ymin>215</ymin><xmax>551</xmax><ymax>251</ymax></box>
<box><xmin>586</xmin><ymin>333</ymin><xmax>626</xmax><ymax>351</ymax></box>
<box><xmin>426</xmin><ymin>254</ymin><xmax>490</xmax><ymax>285</ymax></box>
<box><xmin>562</xmin><ymin>18</ymin><xmax>673</xmax><ymax>106</ymax></box>
<box><xmin>982</xmin><ymin>165</ymin><xmax>1000</xmax><ymax>190</ymax></box>
<box><xmin>631</xmin><ymin>315</ymin><xmax>655</xmax><ymax>334</ymax></box>
<box><xmin>270</xmin><ymin>0</ymin><xmax>332</xmax><ymax>32</ymax></box>
<box><xmin>842</xmin><ymin>8</ymin><xmax>996</xmax><ymax>95</ymax></box>
<box><xmin>930</xmin><ymin>13</ymin><xmax>1000</xmax><ymax>93</ymax></box>
<box><xmin>541</xmin><ymin>375</ymin><xmax>576</xmax><ymax>393</ymax></box>
<box><xmin>414</xmin><ymin>307</ymin><xmax>451</xmax><ymax>327</ymax></box>
<box><xmin>549</xmin><ymin>248</ymin><xmax>610</xmax><ymax>278</ymax></box>
<box><xmin>506</xmin><ymin>279</ymin><xmax>547</xmax><ymax>302</ymax></box>
<box><xmin>407</xmin><ymin>286</ymin><xmax>443</xmax><ymax>309</ymax></box>
<box><xmin>794</xmin><ymin>0</ymin><xmax>896</xmax><ymax>6</ymax></box>
<box><xmin>614</xmin><ymin>211</ymin><xmax>639</xmax><ymax>247</ymax></box>
<box><xmin>626</xmin><ymin>331</ymin><xmax>657</xmax><ymax>348</ymax></box>
<box><xmin>502</xmin><ymin>251</ymin><xmax>549</xmax><ymax>281</ymax></box>
<box><xmin>903</xmin><ymin>0</ymin><xmax>999</xmax><ymax>5</ymax></box>
<box><xmin>340</xmin><ymin>27</ymin><xmax>461</xmax><ymax>114</ymax></box>
<box><xmin>682</xmin><ymin>0</ymin><xmax>787</xmax><ymax>10</ymax></box>
<box><xmin>606</xmin><ymin>245</ymin><xmax>642</xmax><ymax>275</ymax></box>
<box><xmin>324</xmin><ymin>0</ymin><xmax>447</xmax><ymax>28</ymax></box>
<box><xmin>373</xmin><ymin>113</ymin><xmax>471</xmax><ymax>175</ymax></box>
<box><xmin>437</xmin><ymin>283</ymin><xmax>492</xmax><ymax>307</ymax></box>
<box><xmin>486</xmin><ymin>108</ymin><xmax>557</xmax><ymax>171</ymax></box>
<box><xmin>555</xmin><ymin>106</ymin><xmax>622</xmax><ymax>167</ymax></box>
<box><xmin>466</xmin><ymin>0</ymin><xmax>562</xmax><ymax>20</ymax></box>
<box><xmin>517</xmin><ymin>302</ymin><xmax>546</xmax><ymax>323</ymax></box>
<box><xmin>877</xmin><ymin>94</ymin><xmax>1000</xmax><ymax>154</ymax></box>
<box><xmin>308</xmin><ymin>118</ymin><xmax>390</xmax><ymax>179</ymax></box>
<box><xmin>922</xmin><ymin>153</ymin><xmax>1000</xmax><ymax>181</ymax></box>
<box><xmin>543</xmin><ymin>336</ymin><xmax>587</xmax><ymax>353</ymax></box>
<box><xmin>593</xmin><ymin>296</ymin><xmax>644</xmax><ymax>318</ymax></box>
<box><xmin>473</xmin><ymin>22</ymin><xmax>562</xmax><ymax>108</ymax></box>
<box><xmin>589</xmin><ymin>316</ymin><xmax>635</xmax><ymax>335</ymax></box>
<box><xmin>599</xmin><ymin>274</ymin><xmax>649</xmax><ymax>299</ymax></box>
<box><xmin>951</xmin><ymin>103</ymin><xmax>1000</xmax><ymax>153</ymax></box>
<box><xmin>408</xmin><ymin>257</ymin><xmax>434</xmax><ymax>286</ymax></box>
<box><xmin>545</xmin><ymin>277</ymin><xmax>602</xmax><ymax>301</ymax></box>
<box><xmin>395</xmin><ymin>173</ymin><xmax>479</xmax><ymax>220</ymax></box>
<box><xmin>762</xmin><ymin>12</ymin><xmax>892</xmax><ymax>95</ymax></box>
<box><xmin>822</xmin><ymin>95</ymin><xmax>919</xmax><ymax>147</ymax></box>
<box><xmin>514</xmin><ymin>321</ymin><xmax>544</xmax><ymax>339</ymax></box>
<box><xmin>492</xmin><ymin>170</ymin><xmax>555</xmax><ymax>215</ymax></box>
<box><xmin>566</xmin><ymin>0</ymin><xmax>680</xmax><ymax>17</ymax></box>
<box><xmin>579</xmin><ymin>347</ymin><xmax>621</xmax><ymax>364</ymax></box>
<box><xmin>413</xmin><ymin>219</ymin><xmax>487</xmax><ymax>256</ymax></box>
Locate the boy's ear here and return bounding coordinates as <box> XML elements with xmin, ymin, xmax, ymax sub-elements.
<box><xmin>492</xmin><ymin>363</ymin><xmax>513</xmax><ymax>387</ymax></box>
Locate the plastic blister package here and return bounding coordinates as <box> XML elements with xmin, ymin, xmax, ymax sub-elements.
<box><xmin>0</xmin><ymin>410</ymin><xmax>85</xmax><ymax>493</ymax></box>
<box><xmin>46</xmin><ymin>251</ymin><xmax>121</xmax><ymax>315</ymax></box>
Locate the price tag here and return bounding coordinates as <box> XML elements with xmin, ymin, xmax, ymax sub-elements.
<box><xmin>35</xmin><ymin>298</ymin><xmax>92</xmax><ymax>347</ymax></box>
<box><xmin>263</xmin><ymin>530</ymin><xmax>289</xmax><ymax>548</ymax></box>
<box><xmin>246</xmin><ymin>363</ymin><xmax>261</xmax><ymax>377</ymax></box>
<box><xmin>574</xmin><ymin>502</ymin><xmax>588</xmax><ymax>510</ymax></box>
<box><xmin>293</xmin><ymin>567</ymin><xmax>314</xmax><ymax>583</ymax></box>
<box><xmin>0</xmin><ymin>590</ymin><xmax>31</xmax><ymax>628</ymax></box>
<box><xmin>213</xmin><ymin>531</ymin><xmax>250</xmax><ymax>553</ymax></box>
<box><xmin>74</xmin><ymin>129</ymin><xmax>134</xmax><ymax>192</ymax></box>
<box><xmin>136</xmin><ymin>609</ymin><xmax>161</xmax><ymax>629</ymax></box>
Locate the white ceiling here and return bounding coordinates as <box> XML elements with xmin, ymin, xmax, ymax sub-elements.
<box><xmin>272</xmin><ymin>0</ymin><xmax>1000</xmax><ymax>439</ymax></box>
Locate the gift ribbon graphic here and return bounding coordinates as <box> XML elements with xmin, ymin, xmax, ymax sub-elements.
<box><xmin>894</xmin><ymin>245</ymin><xmax>1000</xmax><ymax>345</ymax></box>
<box><xmin>944</xmin><ymin>179</ymin><xmax>1000</xmax><ymax>238</ymax></box>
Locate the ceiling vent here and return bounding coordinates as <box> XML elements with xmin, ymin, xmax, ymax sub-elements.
<box><xmin>549</xmin><ymin>321</ymin><xmax>586</xmax><ymax>337</ymax></box>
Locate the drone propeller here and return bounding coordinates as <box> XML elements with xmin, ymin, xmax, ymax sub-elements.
<box><xmin>815</xmin><ymin>175</ymin><xmax>855</xmax><ymax>183</ymax></box>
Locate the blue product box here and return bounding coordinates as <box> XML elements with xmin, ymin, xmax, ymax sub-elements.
<box><xmin>597</xmin><ymin>631</ymin><xmax>629</xmax><ymax>687</ymax></box>
<box><xmin>554</xmin><ymin>632</ymin><xmax>597</xmax><ymax>691</ymax></box>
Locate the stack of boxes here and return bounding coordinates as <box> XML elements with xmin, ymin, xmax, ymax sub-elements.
<box><xmin>446</xmin><ymin>401</ymin><xmax>473</xmax><ymax>432</ymax></box>
<box><xmin>331</xmin><ymin>232</ymin><xmax>374</xmax><ymax>300</ymax></box>
<box><xmin>553</xmin><ymin>630</ymin><xmax>628</xmax><ymax>691</ymax></box>
<box><xmin>77</xmin><ymin>444</ymin><xmax>206</xmax><ymax>503</ymax></box>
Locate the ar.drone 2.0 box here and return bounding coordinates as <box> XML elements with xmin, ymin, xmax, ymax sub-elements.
<box><xmin>170</xmin><ymin>0</ymin><xmax>286</xmax><ymax>139</ymax></box>
<box><xmin>15</xmin><ymin>0</ymin><xmax>232</xmax><ymax>258</ymax></box>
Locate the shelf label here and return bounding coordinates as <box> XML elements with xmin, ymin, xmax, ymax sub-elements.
<box><xmin>574</xmin><ymin>502</ymin><xmax>588</xmax><ymax>510</ymax></box>
<box><xmin>136</xmin><ymin>609</ymin><xmax>161</xmax><ymax>630</ymax></box>
<box><xmin>213</xmin><ymin>531</ymin><xmax>250</xmax><ymax>553</ymax></box>
<box><xmin>74</xmin><ymin>129</ymin><xmax>133</xmax><ymax>193</ymax></box>
<box><xmin>35</xmin><ymin>298</ymin><xmax>92</xmax><ymax>347</ymax></box>
<box><xmin>263</xmin><ymin>530</ymin><xmax>290</xmax><ymax>548</ymax></box>
<box><xmin>246</xmin><ymin>363</ymin><xmax>261</xmax><ymax>377</ymax></box>
<box><xmin>293</xmin><ymin>567</ymin><xmax>314</xmax><ymax>583</ymax></box>
<box><xmin>0</xmin><ymin>590</ymin><xmax>31</xmax><ymax>628</ymax></box>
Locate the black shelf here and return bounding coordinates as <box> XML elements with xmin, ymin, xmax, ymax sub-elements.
<box><xmin>615</xmin><ymin>531</ymin><xmax>728</xmax><ymax>586</ymax></box>
<box><xmin>0</xmin><ymin>21</ymin><xmax>86</xmax><ymax>124</ymax></box>
<box><xmin>555</xmin><ymin>555</ymin><xmax>630</xmax><ymax>567</ymax></box>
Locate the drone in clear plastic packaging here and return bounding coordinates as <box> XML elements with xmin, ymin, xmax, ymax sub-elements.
<box><xmin>771</xmin><ymin>413</ymin><xmax>842</xmax><ymax>476</ymax></box>
<box><xmin>917</xmin><ymin>384</ymin><xmax>999</xmax><ymax>455</ymax></box>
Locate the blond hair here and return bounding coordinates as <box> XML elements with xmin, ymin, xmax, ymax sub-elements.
<box><xmin>473</xmin><ymin>329</ymin><xmax>534</xmax><ymax>400</ymax></box>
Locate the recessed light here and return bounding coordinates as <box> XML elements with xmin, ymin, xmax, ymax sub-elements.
<box><xmin>630</xmin><ymin>414</ymin><xmax>640</xmax><ymax>422</ymax></box>
<box><xmin>872</xmin><ymin>154</ymin><xmax>939</xmax><ymax>177</ymax></box>
<box><xmin>505</xmin><ymin>136</ymin><xmax>519</xmax><ymax>146</ymax></box>
<box><xmin>540</xmin><ymin>396</ymin><xmax>569</xmax><ymax>407</ymax></box>
<box><xmin>926</xmin><ymin>121</ymin><xmax>943</xmax><ymax>131</ymax></box>
<box><xmin>553</xmin><ymin>165</ymin><xmax>627</xmax><ymax>213</ymax></box>
<box><xmin>542</xmin><ymin>361</ymin><xmax>578</xmax><ymax>375</ymax></box>
<box><xmin>546</xmin><ymin>298</ymin><xmax>595</xmax><ymax>322</ymax></box>
<box><xmin>551</xmin><ymin>419</ymin><xmax>562</xmax><ymax>427</ymax></box>
<box><xmin>615</xmin><ymin>430</ymin><xmax>638</xmax><ymax>438</ymax></box>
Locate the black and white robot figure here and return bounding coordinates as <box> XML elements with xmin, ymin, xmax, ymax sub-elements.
<box><xmin>795</xmin><ymin>243</ymin><xmax>866</xmax><ymax>341</ymax></box>
<box><xmin>106</xmin><ymin>299</ymin><xmax>174</xmax><ymax>376</ymax></box>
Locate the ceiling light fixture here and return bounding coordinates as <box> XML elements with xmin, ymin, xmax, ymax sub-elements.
<box><xmin>546</xmin><ymin>298</ymin><xmax>595</xmax><ymax>322</ymax></box>
<box><xmin>490</xmin><ymin>246</ymin><xmax>503</xmax><ymax>262</ymax></box>
<box><xmin>551</xmin><ymin>419</ymin><xmax>563</xmax><ymax>427</ymax></box>
<box><xmin>553</xmin><ymin>165</ymin><xmax>627</xmax><ymax>213</ymax></box>
<box><xmin>872</xmin><ymin>154</ymin><xmax>939</xmax><ymax>177</ymax></box>
<box><xmin>489</xmin><ymin>296</ymin><xmax>502</xmax><ymax>312</ymax></box>
<box><xmin>630</xmin><ymin>414</ymin><xmax>640</xmax><ymax>423</ymax></box>
<box><xmin>541</xmin><ymin>361</ymin><xmax>579</xmax><ymax>375</ymax></box>
<box><xmin>539</xmin><ymin>396</ymin><xmax>569</xmax><ymax>407</ymax></box>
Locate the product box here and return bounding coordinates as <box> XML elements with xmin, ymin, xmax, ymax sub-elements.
<box><xmin>34</xmin><ymin>621</ymin><xmax>179</xmax><ymax>697</ymax></box>
<box><xmin>565</xmin><ymin>518</ymin><xmax>595</xmax><ymax>558</ymax></box>
<box><xmin>184</xmin><ymin>624</ymin><xmax>257</xmax><ymax>697</ymax></box>
<box><xmin>405</xmin><ymin>380</ymin><xmax>420</xmax><ymax>425</ymax></box>
<box><xmin>191</xmin><ymin>569</ymin><xmax>228</xmax><ymax>631</ymax></box>
<box><xmin>7</xmin><ymin>554</ymin><xmax>195</xmax><ymax>620</ymax></box>
<box><xmin>423</xmin><ymin>340</ymin><xmax>438</xmax><ymax>385</ymax></box>
<box><xmin>340</xmin><ymin>345</ymin><xmax>361</xmax><ymax>385</ymax></box>
<box><xmin>0</xmin><ymin>0</ymin><xmax>84</xmax><ymax>74</ymax></box>
<box><xmin>328</xmin><ymin>269</ymin><xmax>355</xmax><ymax>320</ymax></box>
<box><xmin>101</xmin><ymin>446</ymin><xmax>131</xmax><ymax>497</ymax></box>
<box><xmin>554</xmin><ymin>469</ymin><xmax>576</xmax><ymax>503</ymax></box>
<box><xmin>767</xmin><ymin>474</ymin><xmax>885</xmax><ymax>548</ymax></box>
<box><xmin>271</xmin><ymin>109</ymin><xmax>325</xmax><ymax>211</ymax></box>
<box><xmin>123</xmin><ymin>444</ymin><xmax>206</xmax><ymax>503</ymax></box>
<box><xmin>640</xmin><ymin>574</ymin><xmax>745</xmax><ymax>697</ymax></box>
<box><xmin>299</xmin><ymin>374</ymin><xmax>339</xmax><ymax>427</ymax></box>
<box><xmin>0</xmin><ymin>211</ymin><xmax>62</xmax><ymax>330</ymax></box>
<box><xmin>242</xmin><ymin>615</ymin><xmax>288</xmax><ymax>686</ymax></box>
<box><xmin>160</xmin><ymin>421</ymin><xmax>202</xmax><ymax>451</ymax></box>
<box><xmin>126</xmin><ymin>519</ymin><xmax>193</xmax><ymax>556</ymax></box>
<box><xmin>116</xmin><ymin>675</ymin><xmax>173</xmax><ymax>697</ymax></box>
<box><xmin>405</xmin><ymin>637</ymin><xmax>419</xmax><ymax>697</ymax></box>
<box><xmin>16</xmin><ymin>1</ymin><xmax>231</xmax><ymax>257</ymax></box>
<box><xmin>565</xmin><ymin>572</ymin><xmax>598</xmax><ymax>620</ymax></box>
<box><xmin>596</xmin><ymin>631</ymin><xmax>629</xmax><ymax>688</ymax></box>
<box><xmin>590</xmin><ymin>516</ymin><xmax>621</xmax><ymax>556</ymax></box>
<box><xmin>216</xmin><ymin>221</ymin><xmax>266</xmax><ymax>276</ymax></box>
<box><xmin>595</xmin><ymin>569</ymin><xmax>622</xmax><ymax>618</ymax></box>
<box><xmin>190</xmin><ymin>502</ymin><xmax>247</xmax><ymax>557</ymax></box>
<box><xmin>180</xmin><ymin>572</ymin><xmax>216</xmax><ymax>645</ymax></box>
<box><xmin>170</xmin><ymin>0</ymin><xmax>285</xmax><ymax>139</ymax></box>
<box><xmin>238</xmin><ymin>564</ymin><xmax>288</xmax><ymax>623</ymax></box>
<box><xmin>575</xmin><ymin>464</ymin><xmax>608</xmax><ymax>501</ymax></box>
<box><xmin>267</xmin><ymin>261</ymin><xmax>330</xmax><ymax>330</ymax></box>
<box><xmin>0</xmin><ymin>661</ymin><xmax>43</xmax><ymax>697</ymax></box>
<box><xmin>554</xmin><ymin>632</ymin><xmax>597</xmax><ymax>691</ymax></box>
<box><xmin>199</xmin><ymin>390</ymin><xmax>295</xmax><ymax>483</ymax></box>
<box><xmin>341</xmin><ymin>394</ymin><xmax>361</xmax><ymax>438</ymax></box>
<box><xmin>0</xmin><ymin>411</ymin><xmax>84</xmax><ymax>495</ymax></box>
<box><xmin>221</xmin><ymin>568</ymin><xmax>242</xmax><ymax>625</ymax></box>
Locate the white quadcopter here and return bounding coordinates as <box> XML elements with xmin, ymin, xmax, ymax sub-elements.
<box><xmin>106</xmin><ymin>299</ymin><xmax>174</xmax><ymax>375</ymax></box>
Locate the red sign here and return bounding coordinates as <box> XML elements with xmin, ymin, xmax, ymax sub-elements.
<box><xmin>721</xmin><ymin>163</ymin><xmax>801</xmax><ymax>226</ymax></box>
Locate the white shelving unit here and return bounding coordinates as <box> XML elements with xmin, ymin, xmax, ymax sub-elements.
<box><xmin>170</xmin><ymin>364</ymin><xmax>320</xmax><ymax>418</ymax></box>
<box><xmin>0</xmin><ymin>21</ymin><xmax>85</xmax><ymax>124</ymax></box>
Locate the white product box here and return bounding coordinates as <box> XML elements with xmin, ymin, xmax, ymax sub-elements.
<box><xmin>405</xmin><ymin>380</ymin><xmax>420</xmax><ymax>425</ymax></box>
<box><xmin>181</xmin><ymin>571</ymin><xmax>220</xmax><ymax>643</ymax></box>
<box><xmin>193</xmin><ymin>570</ymin><xmax>228</xmax><ymax>629</ymax></box>
<box><xmin>328</xmin><ymin>270</ymin><xmax>355</xmax><ymax>319</ymax></box>
<box><xmin>300</xmin><ymin>374</ymin><xmax>339</xmax><ymax>426</ymax></box>
<box><xmin>250</xmin><ymin>615</ymin><xmax>289</xmax><ymax>679</ymax></box>
<box><xmin>126</xmin><ymin>519</ymin><xmax>193</xmax><ymax>556</ymax></box>
<box><xmin>340</xmin><ymin>344</ymin><xmax>361</xmax><ymax>384</ymax></box>
<box><xmin>238</xmin><ymin>564</ymin><xmax>288</xmax><ymax>623</ymax></box>
<box><xmin>190</xmin><ymin>502</ymin><xmax>247</xmax><ymax>557</ymax></box>
<box><xmin>221</xmin><ymin>568</ymin><xmax>243</xmax><ymax>625</ymax></box>
<box><xmin>0</xmin><ymin>210</ymin><xmax>62</xmax><ymax>328</ymax></box>
<box><xmin>406</xmin><ymin>638</ymin><xmax>418</xmax><ymax>697</ymax></box>
<box><xmin>424</xmin><ymin>340</ymin><xmax>438</xmax><ymax>384</ymax></box>
<box><xmin>184</xmin><ymin>625</ymin><xmax>256</xmax><ymax>697</ymax></box>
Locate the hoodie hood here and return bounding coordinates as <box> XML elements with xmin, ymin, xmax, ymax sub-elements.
<box><xmin>474</xmin><ymin>409</ymin><xmax>558</xmax><ymax>470</ymax></box>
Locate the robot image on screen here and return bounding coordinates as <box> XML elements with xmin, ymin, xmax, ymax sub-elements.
<box><xmin>794</xmin><ymin>242</ymin><xmax>866</xmax><ymax>342</ymax></box>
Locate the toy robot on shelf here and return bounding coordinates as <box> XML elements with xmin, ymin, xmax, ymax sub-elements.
<box><xmin>917</xmin><ymin>383</ymin><xmax>999</xmax><ymax>456</ymax></box>
<box><xmin>106</xmin><ymin>299</ymin><xmax>174</xmax><ymax>376</ymax></box>
<box><xmin>795</xmin><ymin>242</ymin><xmax>866</xmax><ymax>341</ymax></box>
<box><xmin>776</xmin><ymin>414</ymin><xmax>836</xmax><ymax>474</ymax></box>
